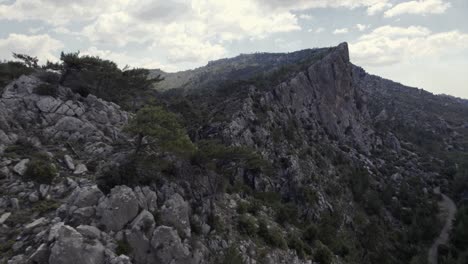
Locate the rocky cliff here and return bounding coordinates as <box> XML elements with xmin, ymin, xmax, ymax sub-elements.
<box><xmin>0</xmin><ymin>43</ymin><xmax>467</xmax><ymax>264</ymax></box>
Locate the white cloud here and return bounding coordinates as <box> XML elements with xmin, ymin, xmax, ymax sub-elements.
<box><xmin>299</xmin><ymin>14</ymin><xmax>313</xmax><ymax>20</ymax></box>
<box><xmin>367</xmin><ymin>2</ymin><xmax>392</xmax><ymax>15</ymax></box>
<box><xmin>0</xmin><ymin>33</ymin><xmax>63</xmax><ymax>63</ymax></box>
<box><xmin>356</xmin><ymin>24</ymin><xmax>369</xmax><ymax>31</ymax></box>
<box><xmin>81</xmin><ymin>46</ymin><xmax>178</xmax><ymax>71</ymax></box>
<box><xmin>350</xmin><ymin>26</ymin><xmax>468</xmax><ymax>66</ymax></box>
<box><xmin>333</xmin><ymin>28</ymin><xmax>349</xmax><ymax>34</ymax></box>
<box><xmin>384</xmin><ymin>0</ymin><xmax>451</xmax><ymax>17</ymax></box>
<box><xmin>315</xmin><ymin>27</ymin><xmax>325</xmax><ymax>33</ymax></box>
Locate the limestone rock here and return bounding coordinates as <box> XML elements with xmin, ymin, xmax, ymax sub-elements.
<box><xmin>150</xmin><ymin>226</ymin><xmax>191</xmax><ymax>264</ymax></box>
<box><xmin>49</xmin><ymin>225</ymin><xmax>106</xmax><ymax>264</ymax></box>
<box><xmin>13</xmin><ymin>159</ymin><xmax>29</xmax><ymax>176</ymax></box>
<box><xmin>96</xmin><ymin>185</ymin><xmax>139</xmax><ymax>231</ymax></box>
<box><xmin>73</xmin><ymin>164</ymin><xmax>87</xmax><ymax>175</ymax></box>
<box><xmin>0</xmin><ymin>212</ymin><xmax>11</xmax><ymax>224</ymax></box>
<box><xmin>160</xmin><ymin>193</ymin><xmax>191</xmax><ymax>238</ymax></box>
<box><xmin>68</xmin><ymin>185</ymin><xmax>103</xmax><ymax>208</ymax></box>
<box><xmin>64</xmin><ymin>155</ymin><xmax>75</xmax><ymax>170</ymax></box>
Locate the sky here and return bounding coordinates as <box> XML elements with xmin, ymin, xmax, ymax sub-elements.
<box><xmin>0</xmin><ymin>0</ymin><xmax>467</xmax><ymax>98</ymax></box>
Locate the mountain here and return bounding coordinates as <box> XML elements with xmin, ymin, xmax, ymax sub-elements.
<box><xmin>0</xmin><ymin>43</ymin><xmax>467</xmax><ymax>264</ymax></box>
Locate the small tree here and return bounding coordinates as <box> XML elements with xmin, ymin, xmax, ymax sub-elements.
<box><xmin>12</xmin><ymin>53</ymin><xmax>39</xmax><ymax>68</ymax></box>
<box><xmin>125</xmin><ymin>106</ymin><xmax>195</xmax><ymax>157</ymax></box>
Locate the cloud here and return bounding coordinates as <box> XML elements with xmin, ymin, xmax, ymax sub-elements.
<box><xmin>81</xmin><ymin>46</ymin><xmax>178</xmax><ymax>71</ymax></box>
<box><xmin>0</xmin><ymin>33</ymin><xmax>63</xmax><ymax>63</ymax></box>
<box><xmin>350</xmin><ymin>26</ymin><xmax>468</xmax><ymax>66</ymax></box>
<box><xmin>384</xmin><ymin>0</ymin><xmax>451</xmax><ymax>17</ymax></box>
<box><xmin>367</xmin><ymin>2</ymin><xmax>392</xmax><ymax>15</ymax></box>
<box><xmin>356</xmin><ymin>24</ymin><xmax>369</xmax><ymax>31</ymax></box>
<box><xmin>299</xmin><ymin>14</ymin><xmax>313</xmax><ymax>20</ymax></box>
<box><xmin>333</xmin><ymin>28</ymin><xmax>349</xmax><ymax>34</ymax></box>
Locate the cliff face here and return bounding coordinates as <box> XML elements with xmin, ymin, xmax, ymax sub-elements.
<box><xmin>1</xmin><ymin>43</ymin><xmax>467</xmax><ymax>264</ymax></box>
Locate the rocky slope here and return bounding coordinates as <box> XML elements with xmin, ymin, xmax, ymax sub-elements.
<box><xmin>0</xmin><ymin>43</ymin><xmax>467</xmax><ymax>264</ymax></box>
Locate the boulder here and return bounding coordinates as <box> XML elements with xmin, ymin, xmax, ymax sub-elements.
<box><xmin>25</xmin><ymin>217</ymin><xmax>49</xmax><ymax>231</ymax></box>
<box><xmin>96</xmin><ymin>186</ymin><xmax>139</xmax><ymax>231</ymax></box>
<box><xmin>73</xmin><ymin>164</ymin><xmax>88</xmax><ymax>175</ymax></box>
<box><xmin>76</xmin><ymin>225</ymin><xmax>101</xmax><ymax>239</ymax></box>
<box><xmin>49</xmin><ymin>225</ymin><xmax>106</xmax><ymax>264</ymax></box>
<box><xmin>0</xmin><ymin>212</ymin><xmax>11</xmax><ymax>224</ymax></box>
<box><xmin>13</xmin><ymin>159</ymin><xmax>29</xmax><ymax>176</ymax></box>
<box><xmin>134</xmin><ymin>186</ymin><xmax>157</xmax><ymax>213</ymax></box>
<box><xmin>28</xmin><ymin>243</ymin><xmax>49</xmax><ymax>264</ymax></box>
<box><xmin>150</xmin><ymin>226</ymin><xmax>190</xmax><ymax>264</ymax></box>
<box><xmin>160</xmin><ymin>193</ymin><xmax>191</xmax><ymax>238</ymax></box>
<box><xmin>64</xmin><ymin>155</ymin><xmax>75</xmax><ymax>170</ymax></box>
<box><xmin>68</xmin><ymin>185</ymin><xmax>104</xmax><ymax>208</ymax></box>
<box><xmin>126</xmin><ymin>210</ymin><xmax>157</xmax><ymax>264</ymax></box>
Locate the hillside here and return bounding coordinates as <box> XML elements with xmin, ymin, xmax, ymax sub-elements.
<box><xmin>0</xmin><ymin>43</ymin><xmax>467</xmax><ymax>264</ymax></box>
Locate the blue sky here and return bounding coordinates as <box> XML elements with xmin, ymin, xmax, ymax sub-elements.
<box><xmin>0</xmin><ymin>0</ymin><xmax>467</xmax><ymax>98</ymax></box>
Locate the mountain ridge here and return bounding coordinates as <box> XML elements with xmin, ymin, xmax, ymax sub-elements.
<box><xmin>0</xmin><ymin>43</ymin><xmax>467</xmax><ymax>264</ymax></box>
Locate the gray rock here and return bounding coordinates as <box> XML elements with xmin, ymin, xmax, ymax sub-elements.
<box><xmin>134</xmin><ymin>186</ymin><xmax>158</xmax><ymax>213</ymax></box>
<box><xmin>109</xmin><ymin>255</ymin><xmax>132</xmax><ymax>264</ymax></box>
<box><xmin>68</xmin><ymin>185</ymin><xmax>104</xmax><ymax>208</ymax></box>
<box><xmin>25</xmin><ymin>217</ymin><xmax>49</xmax><ymax>231</ymax></box>
<box><xmin>96</xmin><ymin>185</ymin><xmax>139</xmax><ymax>231</ymax></box>
<box><xmin>160</xmin><ymin>193</ymin><xmax>191</xmax><ymax>238</ymax></box>
<box><xmin>76</xmin><ymin>225</ymin><xmax>101</xmax><ymax>239</ymax></box>
<box><xmin>64</xmin><ymin>155</ymin><xmax>75</xmax><ymax>170</ymax></box>
<box><xmin>0</xmin><ymin>212</ymin><xmax>11</xmax><ymax>224</ymax></box>
<box><xmin>7</xmin><ymin>254</ymin><xmax>26</xmax><ymax>264</ymax></box>
<box><xmin>10</xmin><ymin>198</ymin><xmax>20</xmax><ymax>210</ymax></box>
<box><xmin>125</xmin><ymin>210</ymin><xmax>157</xmax><ymax>264</ymax></box>
<box><xmin>49</xmin><ymin>225</ymin><xmax>105</xmax><ymax>264</ymax></box>
<box><xmin>39</xmin><ymin>184</ymin><xmax>50</xmax><ymax>198</ymax></box>
<box><xmin>28</xmin><ymin>243</ymin><xmax>49</xmax><ymax>264</ymax></box>
<box><xmin>28</xmin><ymin>192</ymin><xmax>40</xmax><ymax>202</ymax></box>
<box><xmin>0</xmin><ymin>166</ymin><xmax>10</xmax><ymax>179</ymax></box>
<box><xmin>13</xmin><ymin>159</ymin><xmax>29</xmax><ymax>176</ymax></box>
<box><xmin>71</xmin><ymin>206</ymin><xmax>96</xmax><ymax>225</ymax></box>
<box><xmin>73</xmin><ymin>164</ymin><xmax>88</xmax><ymax>175</ymax></box>
<box><xmin>150</xmin><ymin>226</ymin><xmax>190</xmax><ymax>263</ymax></box>
<box><xmin>48</xmin><ymin>222</ymin><xmax>65</xmax><ymax>242</ymax></box>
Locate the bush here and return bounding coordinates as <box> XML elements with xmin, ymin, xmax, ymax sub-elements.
<box><xmin>257</xmin><ymin>219</ymin><xmax>287</xmax><ymax>249</ymax></box>
<box><xmin>116</xmin><ymin>240</ymin><xmax>132</xmax><ymax>255</ymax></box>
<box><xmin>275</xmin><ymin>203</ymin><xmax>298</xmax><ymax>226</ymax></box>
<box><xmin>34</xmin><ymin>83</ymin><xmax>58</xmax><ymax>97</ymax></box>
<box><xmin>303</xmin><ymin>224</ymin><xmax>318</xmax><ymax>244</ymax></box>
<box><xmin>24</xmin><ymin>154</ymin><xmax>57</xmax><ymax>185</ymax></box>
<box><xmin>222</xmin><ymin>246</ymin><xmax>245</xmax><ymax>264</ymax></box>
<box><xmin>32</xmin><ymin>200</ymin><xmax>60</xmax><ymax>214</ymax></box>
<box><xmin>238</xmin><ymin>214</ymin><xmax>257</xmax><ymax>235</ymax></box>
<box><xmin>314</xmin><ymin>244</ymin><xmax>333</xmax><ymax>264</ymax></box>
<box><xmin>287</xmin><ymin>234</ymin><xmax>309</xmax><ymax>259</ymax></box>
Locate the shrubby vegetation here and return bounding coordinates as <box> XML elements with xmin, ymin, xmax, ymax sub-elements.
<box><xmin>24</xmin><ymin>153</ymin><xmax>57</xmax><ymax>185</ymax></box>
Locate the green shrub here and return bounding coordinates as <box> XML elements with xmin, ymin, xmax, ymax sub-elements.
<box><xmin>237</xmin><ymin>201</ymin><xmax>249</xmax><ymax>214</ymax></box>
<box><xmin>116</xmin><ymin>240</ymin><xmax>132</xmax><ymax>255</ymax></box>
<box><xmin>4</xmin><ymin>139</ymin><xmax>37</xmax><ymax>158</ymax></box>
<box><xmin>32</xmin><ymin>200</ymin><xmax>60</xmax><ymax>215</ymax></box>
<box><xmin>257</xmin><ymin>219</ymin><xmax>286</xmax><ymax>249</ymax></box>
<box><xmin>24</xmin><ymin>154</ymin><xmax>57</xmax><ymax>185</ymax></box>
<box><xmin>253</xmin><ymin>191</ymin><xmax>281</xmax><ymax>205</ymax></box>
<box><xmin>303</xmin><ymin>224</ymin><xmax>318</xmax><ymax>244</ymax></box>
<box><xmin>275</xmin><ymin>203</ymin><xmax>298</xmax><ymax>226</ymax></box>
<box><xmin>238</xmin><ymin>214</ymin><xmax>257</xmax><ymax>235</ymax></box>
<box><xmin>222</xmin><ymin>246</ymin><xmax>245</xmax><ymax>264</ymax></box>
<box><xmin>287</xmin><ymin>234</ymin><xmax>308</xmax><ymax>259</ymax></box>
<box><xmin>34</xmin><ymin>83</ymin><xmax>58</xmax><ymax>97</ymax></box>
<box><xmin>314</xmin><ymin>244</ymin><xmax>333</xmax><ymax>264</ymax></box>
